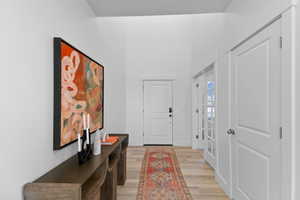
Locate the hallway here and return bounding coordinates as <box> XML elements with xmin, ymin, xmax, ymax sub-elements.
<box><xmin>117</xmin><ymin>147</ymin><xmax>229</xmax><ymax>200</ymax></box>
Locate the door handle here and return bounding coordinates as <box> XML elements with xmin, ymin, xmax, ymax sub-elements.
<box><xmin>169</xmin><ymin>114</ymin><xmax>172</xmax><ymax>117</ymax></box>
<box><xmin>169</xmin><ymin>107</ymin><xmax>173</xmax><ymax>113</ymax></box>
<box><xmin>227</xmin><ymin>128</ymin><xmax>236</xmax><ymax>135</ymax></box>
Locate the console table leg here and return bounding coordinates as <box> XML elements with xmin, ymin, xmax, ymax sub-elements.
<box><xmin>117</xmin><ymin>149</ymin><xmax>127</xmax><ymax>185</ymax></box>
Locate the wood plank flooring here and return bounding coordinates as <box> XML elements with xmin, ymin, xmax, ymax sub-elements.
<box><xmin>117</xmin><ymin>147</ymin><xmax>229</xmax><ymax>200</ymax></box>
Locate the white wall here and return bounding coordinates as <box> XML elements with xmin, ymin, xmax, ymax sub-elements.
<box><xmin>95</xmin><ymin>19</ymin><xmax>127</xmax><ymax>132</ymax></box>
<box><xmin>0</xmin><ymin>1</ymin><xmax>126</xmax><ymax>199</ymax></box>
<box><xmin>123</xmin><ymin>15</ymin><xmax>192</xmax><ymax>146</ymax></box>
<box><xmin>189</xmin><ymin>14</ymin><xmax>225</xmax><ymax>74</ymax></box>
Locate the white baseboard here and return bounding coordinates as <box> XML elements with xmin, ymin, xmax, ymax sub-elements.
<box><xmin>192</xmin><ymin>146</ymin><xmax>205</xmax><ymax>150</ymax></box>
<box><xmin>215</xmin><ymin>171</ymin><xmax>231</xmax><ymax>198</ymax></box>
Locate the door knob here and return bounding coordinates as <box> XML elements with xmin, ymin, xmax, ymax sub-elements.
<box><xmin>169</xmin><ymin>114</ymin><xmax>172</xmax><ymax>117</ymax></box>
<box><xmin>227</xmin><ymin>128</ymin><xmax>236</xmax><ymax>135</ymax></box>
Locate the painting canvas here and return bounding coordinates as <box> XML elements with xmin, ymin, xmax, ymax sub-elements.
<box><xmin>54</xmin><ymin>38</ymin><xmax>104</xmax><ymax>150</ymax></box>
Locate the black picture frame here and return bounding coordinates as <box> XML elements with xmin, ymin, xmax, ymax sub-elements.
<box><xmin>53</xmin><ymin>37</ymin><xmax>104</xmax><ymax>150</ymax></box>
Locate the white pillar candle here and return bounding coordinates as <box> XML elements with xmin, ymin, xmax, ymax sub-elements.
<box><xmin>77</xmin><ymin>133</ymin><xmax>81</xmax><ymax>152</ymax></box>
<box><xmin>87</xmin><ymin>114</ymin><xmax>90</xmax><ymax>129</ymax></box>
<box><xmin>83</xmin><ymin>114</ymin><xmax>87</xmax><ymax>130</ymax></box>
<box><xmin>86</xmin><ymin>128</ymin><xmax>90</xmax><ymax>144</ymax></box>
<box><xmin>86</xmin><ymin>114</ymin><xmax>90</xmax><ymax>144</ymax></box>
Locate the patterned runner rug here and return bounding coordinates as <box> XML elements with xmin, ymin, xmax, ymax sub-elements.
<box><xmin>137</xmin><ymin>147</ymin><xmax>193</xmax><ymax>200</ymax></box>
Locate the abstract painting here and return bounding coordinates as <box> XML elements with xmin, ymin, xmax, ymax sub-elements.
<box><xmin>53</xmin><ymin>38</ymin><xmax>104</xmax><ymax>150</ymax></box>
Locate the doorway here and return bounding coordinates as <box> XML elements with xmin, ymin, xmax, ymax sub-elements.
<box><xmin>192</xmin><ymin>65</ymin><xmax>216</xmax><ymax>169</ymax></box>
<box><xmin>143</xmin><ymin>80</ymin><xmax>173</xmax><ymax>145</ymax></box>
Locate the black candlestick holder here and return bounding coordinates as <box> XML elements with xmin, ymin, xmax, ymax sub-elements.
<box><xmin>77</xmin><ymin>129</ymin><xmax>93</xmax><ymax>165</ymax></box>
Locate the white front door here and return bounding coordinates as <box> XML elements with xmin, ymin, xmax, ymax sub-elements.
<box><xmin>231</xmin><ymin>20</ymin><xmax>281</xmax><ymax>200</ymax></box>
<box><xmin>143</xmin><ymin>81</ymin><xmax>173</xmax><ymax>145</ymax></box>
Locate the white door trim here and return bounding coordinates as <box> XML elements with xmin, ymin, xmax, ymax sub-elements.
<box><xmin>281</xmin><ymin>8</ymin><xmax>295</xmax><ymax>200</ymax></box>
<box><xmin>214</xmin><ymin>55</ymin><xmax>233</xmax><ymax>197</ymax></box>
<box><xmin>192</xmin><ymin>63</ymin><xmax>216</xmax><ymax>150</ymax></box>
<box><xmin>141</xmin><ymin>76</ymin><xmax>175</xmax><ymax>146</ymax></box>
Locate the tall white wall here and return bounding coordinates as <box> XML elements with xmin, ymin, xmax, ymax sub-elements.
<box><xmin>189</xmin><ymin>14</ymin><xmax>225</xmax><ymax>74</ymax></box>
<box><xmin>0</xmin><ymin>1</ymin><xmax>126</xmax><ymax>199</ymax></box>
<box><xmin>124</xmin><ymin>15</ymin><xmax>192</xmax><ymax>146</ymax></box>
<box><xmin>95</xmin><ymin>19</ymin><xmax>127</xmax><ymax>132</ymax></box>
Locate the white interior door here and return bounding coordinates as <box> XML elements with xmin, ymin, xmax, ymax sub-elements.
<box><xmin>143</xmin><ymin>81</ymin><xmax>173</xmax><ymax>145</ymax></box>
<box><xmin>231</xmin><ymin>20</ymin><xmax>281</xmax><ymax>200</ymax></box>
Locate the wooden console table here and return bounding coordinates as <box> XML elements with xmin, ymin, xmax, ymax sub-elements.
<box><xmin>24</xmin><ymin>134</ymin><xmax>129</xmax><ymax>200</ymax></box>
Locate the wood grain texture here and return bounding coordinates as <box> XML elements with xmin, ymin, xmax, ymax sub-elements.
<box><xmin>117</xmin><ymin>149</ymin><xmax>127</xmax><ymax>185</ymax></box>
<box><xmin>101</xmin><ymin>157</ymin><xmax>119</xmax><ymax>200</ymax></box>
<box><xmin>117</xmin><ymin>147</ymin><xmax>229</xmax><ymax>200</ymax></box>
<box><xmin>23</xmin><ymin>183</ymin><xmax>81</xmax><ymax>200</ymax></box>
<box><xmin>82</xmin><ymin>159</ymin><xmax>108</xmax><ymax>200</ymax></box>
<box><xmin>35</xmin><ymin>136</ymin><xmax>127</xmax><ymax>185</ymax></box>
<box><xmin>111</xmin><ymin>134</ymin><xmax>129</xmax><ymax>186</ymax></box>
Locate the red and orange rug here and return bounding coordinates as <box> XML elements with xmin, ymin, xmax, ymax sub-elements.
<box><xmin>137</xmin><ymin>147</ymin><xmax>193</xmax><ymax>200</ymax></box>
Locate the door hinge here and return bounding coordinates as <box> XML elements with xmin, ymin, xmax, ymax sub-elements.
<box><xmin>280</xmin><ymin>127</ymin><xmax>283</xmax><ymax>139</ymax></box>
<box><xmin>280</xmin><ymin>36</ymin><xmax>283</xmax><ymax>49</ymax></box>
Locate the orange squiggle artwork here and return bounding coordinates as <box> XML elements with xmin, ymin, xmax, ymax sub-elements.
<box><xmin>59</xmin><ymin>42</ymin><xmax>103</xmax><ymax>146</ymax></box>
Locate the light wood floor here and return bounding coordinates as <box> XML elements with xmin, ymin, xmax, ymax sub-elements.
<box><xmin>117</xmin><ymin>147</ymin><xmax>229</xmax><ymax>200</ymax></box>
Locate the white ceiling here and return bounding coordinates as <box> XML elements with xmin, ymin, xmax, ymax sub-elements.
<box><xmin>86</xmin><ymin>0</ymin><xmax>232</xmax><ymax>17</ymax></box>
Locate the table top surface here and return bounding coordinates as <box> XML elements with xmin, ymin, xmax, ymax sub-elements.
<box><xmin>34</xmin><ymin>134</ymin><xmax>128</xmax><ymax>185</ymax></box>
